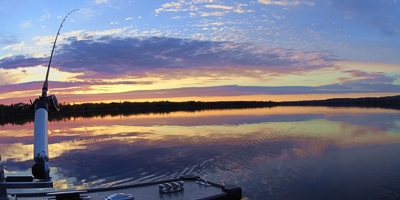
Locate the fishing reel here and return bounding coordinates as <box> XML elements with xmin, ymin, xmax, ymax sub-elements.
<box><xmin>45</xmin><ymin>94</ymin><xmax>61</xmax><ymax>112</ymax></box>
<box><xmin>18</xmin><ymin>94</ymin><xmax>60</xmax><ymax>112</ymax></box>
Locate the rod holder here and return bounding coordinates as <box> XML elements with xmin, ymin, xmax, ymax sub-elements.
<box><xmin>0</xmin><ymin>156</ymin><xmax>4</xmax><ymax>183</ymax></box>
<box><xmin>32</xmin><ymin>100</ymin><xmax>50</xmax><ymax>180</ymax></box>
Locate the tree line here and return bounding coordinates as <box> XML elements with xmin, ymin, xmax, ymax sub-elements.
<box><xmin>0</xmin><ymin>101</ymin><xmax>278</xmax><ymax>126</ymax></box>
<box><xmin>279</xmin><ymin>95</ymin><xmax>400</xmax><ymax>109</ymax></box>
<box><xmin>1</xmin><ymin>95</ymin><xmax>399</xmax><ymax>126</ymax></box>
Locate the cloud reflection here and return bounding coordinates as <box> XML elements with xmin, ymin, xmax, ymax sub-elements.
<box><xmin>1</xmin><ymin>107</ymin><xmax>400</xmax><ymax>196</ymax></box>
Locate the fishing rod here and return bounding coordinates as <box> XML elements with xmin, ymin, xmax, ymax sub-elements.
<box><xmin>42</xmin><ymin>9</ymin><xmax>80</xmax><ymax>99</ymax></box>
<box><xmin>0</xmin><ymin>9</ymin><xmax>80</xmax><ymax>200</ymax></box>
<box><xmin>31</xmin><ymin>9</ymin><xmax>80</xmax><ymax>180</ymax></box>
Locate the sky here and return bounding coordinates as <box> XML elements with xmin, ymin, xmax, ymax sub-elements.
<box><xmin>0</xmin><ymin>0</ymin><xmax>399</xmax><ymax>105</ymax></box>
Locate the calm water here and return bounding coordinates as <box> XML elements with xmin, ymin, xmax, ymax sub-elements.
<box><xmin>1</xmin><ymin>106</ymin><xmax>400</xmax><ymax>200</ymax></box>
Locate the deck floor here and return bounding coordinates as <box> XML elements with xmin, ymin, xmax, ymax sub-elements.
<box><xmin>12</xmin><ymin>180</ymin><xmax>227</xmax><ymax>200</ymax></box>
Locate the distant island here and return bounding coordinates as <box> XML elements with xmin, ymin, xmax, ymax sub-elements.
<box><xmin>279</xmin><ymin>95</ymin><xmax>400</xmax><ymax>109</ymax></box>
<box><xmin>1</xmin><ymin>95</ymin><xmax>399</xmax><ymax>126</ymax></box>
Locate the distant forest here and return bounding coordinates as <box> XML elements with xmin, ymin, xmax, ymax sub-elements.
<box><xmin>279</xmin><ymin>95</ymin><xmax>400</xmax><ymax>109</ymax></box>
<box><xmin>1</xmin><ymin>95</ymin><xmax>399</xmax><ymax>126</ymax></box>
<box><xmin>0</xmin><ymin>101</ymin><xmax>277</xmax><ymax>126</ymax></box>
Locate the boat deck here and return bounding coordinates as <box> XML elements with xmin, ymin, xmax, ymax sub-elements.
<box><xmin>5</xmin><ymin>176</ymin><xmax>242</xmax><ymax>200</ymax></box>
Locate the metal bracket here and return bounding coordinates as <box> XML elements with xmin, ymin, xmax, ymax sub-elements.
<box><xmin>196</xmin><ymin>178</ymin><xmax>211</xmax><ymax>187</ymax></box>
<box><xmin>159</xmin><ymin>181</ymin><xmax>184</xmax><ymax>193</ymax></box>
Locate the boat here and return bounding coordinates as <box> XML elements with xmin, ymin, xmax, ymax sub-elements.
<box><xmin>0</xmin><ymin>173</ymin><xmax>242</xmax><ymax>199</ymax></box>
<box><xmin>0</xmin><ymin>10</ymin><xmax>242</xmax><ymax>200</ymax></box>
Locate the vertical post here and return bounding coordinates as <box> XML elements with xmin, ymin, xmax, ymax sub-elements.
<box><xmin>0</xmin><ymin>189</ymin><xmax>7</xmax><ymax>200</ymax></box>
<box><xmin>32</xmin><ymin>101</ymin><xmax>50</xmax><ymax>181</ymax></box>
<box><xmin>0</xmin><ymin>155</ymin><xmax>4</xmax><ymax>182</ymax></box>
<box><xmin>0</xmin><ymin>155</ymin><xmax>7</xmax><ymax>200</ymax></box>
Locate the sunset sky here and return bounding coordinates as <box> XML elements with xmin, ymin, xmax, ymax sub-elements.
<box><xmin>0</xmin><ymin>0</ymin><xmax>399</xmax><ymax>105</ymax></box>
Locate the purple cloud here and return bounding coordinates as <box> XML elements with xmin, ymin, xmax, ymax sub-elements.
<box><xmin>0</xmin><ymin>55</ymin><xmax>47</xmax><ymax>69</ymax></box>
<box><xmin>0</xmin><ymin>36</ymin><xmax>335</xmax><ymax>79</ymax></box>
<box><xmin>338</xmin><ymin>70</ymin><xmax>397</xmax><ymax>84</ymax></box>
<box><xmin>0</xmin><ymin>80</ymin><xmax>153</xmax><ymax>94</ymax></box>
<box><xmin>8</xmin><ymin>84</ymin><xmax>399</xmax><ymax>104</ymax></box>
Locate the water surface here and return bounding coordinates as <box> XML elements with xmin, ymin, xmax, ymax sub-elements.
<box><xmin>1</xmin><ymin>106</ymin><xmax>400</xmax><ymax>199</ymax></box>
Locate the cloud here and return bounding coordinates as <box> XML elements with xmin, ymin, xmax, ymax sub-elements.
<box><xmin>0</xmin><ymin>54</ymin><xmax>12</xmax><ymax>60</ymax></box>
<box><xmin>204</xmin><ymin>4</ymin><xmax>233</xmax><ymax>10</ymax></box>
<box><xmin>0</xmin><ymin>55</ymin><xmax>46</xmax><ymax>70</ymax></box>
<box><xmin>334</xmin><ymin>61</ymin><xmax>400</xmax><ymax>73</ymax></box>
<box><xmin>233</xmin><ymin>3</ymin><xmax>253</xmax><ymax>13</ymax></box>
<box><xmin>191</xmin><ymin>0</ymin><xmax>215</xmax><ymax>3</ymax></box>
<box><xmin>155</xmin><ymin>0</ymin><xmax>240</xmax><ymax>17</ymax></box>
<box><xmin>155</xmin><ymin>1</ymin><xmax>185</xmax><ymax>13</ymax></box>
<box><xmin>338</xmin><ymin>70</ymin><xmax>397</xmax><ymax>84</ymax></box>
<box><xmin>0</xmin><ymin>80</ymin><xmax>153</xmax><ymax>94</ymax></box>
<box><xmin>40</xmin><ymin>12</ymin><xmax>51</xmax><ymax>21</ymax></box>
<box><xmin>1</xmin><ymin>41</ymin><xmax>27</xmax><ymax>51</ymax></box>
<box><xmin>31</xmin><ymin>28</ymin><xmax>133</xmax><ymax>47</ymax></box>
<box><xmin>95</xmin><ymin>0</ymin><xmax>108</xmax><ymax>4</ymax></box>
<box><xmin>0</xmin><ymin>36</ymin><xmax>334</xmax><ymax>80</ymax></box>
<box><xmin>171</xmin><ymin>15</ymin><xmax>185</xmax><ymax>19</ymax></box>
<box><xmin>199</xmin><ymin>11</ymin><xmax>226</xmax><ymax>16</ymax></box>
<box><xmin>0</xmin><ymin>69</ymin><xmax>20</xmax><ymax>86</ymax></box>
<box><xmin>125</xmin><ymin>17</ymin><xmax>133</xmax><ymax>20</ymax></box>
<box><xmin>258</xmin><ymin>0</ymin><xmax>315</xmax><ymax>6</ymax></box>
<box><xmin>3</xmin><ymin>83</ymin><xmax>400</xmax><ymax>105</ymax></box>
<box><xmin>21</xmin><ymin>21</ymin><xmax>31</xmax><ymax>28</ymax></box>
<box><xmin>345</xmin><ymin>70</ymin><xmax>383</xmax><ymax>79</ymax></box>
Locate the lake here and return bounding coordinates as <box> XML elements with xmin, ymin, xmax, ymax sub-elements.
<box><xmin>1</xmin><ymin>106</ymin><xmax>400</xmax><ymax>200</ymax></box>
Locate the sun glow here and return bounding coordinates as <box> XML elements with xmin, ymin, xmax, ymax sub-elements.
<box><xmin>84</xmin><ymin>93</ymin><xmax>400</xmax><ymax>104</ymax></box>
<box><xmin>0</xmin><ymin>65</ymin><xmax>82</xmax><ymax>85</ymax></box>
